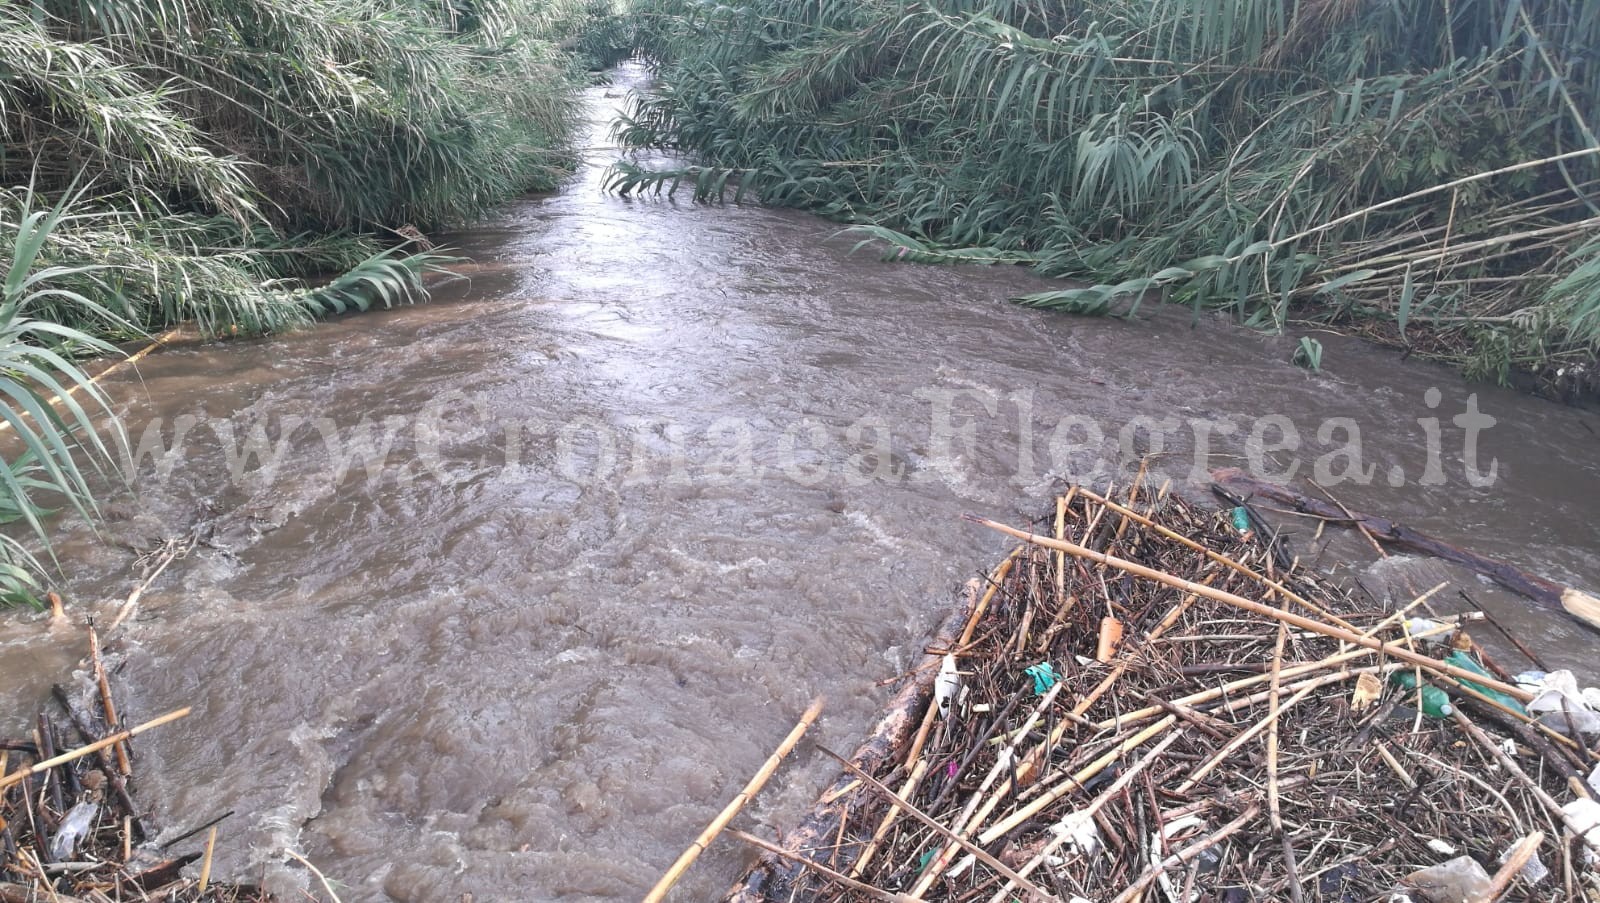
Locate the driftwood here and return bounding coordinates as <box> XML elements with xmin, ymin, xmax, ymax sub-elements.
<box><xmin>1211</xmin><ymin>467</ymin><xmax>1600</xmax><ymax>631</ymax></box>
<box><xmin>730</xmin><ymin>485</ymin><xmax>1586</xmax><ymax>901</ymax></box>
<box><xmin>3</xmin><ymin>626</ymin><xmax>264</xmax><ymax>903</ymax></box>
<box><xmin>722</xmin><ymin>584</ymin><xmax>977</xmax><ymax>902</ymax></box>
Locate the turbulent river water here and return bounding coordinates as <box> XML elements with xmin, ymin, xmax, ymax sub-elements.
<box><xmin>2</xmin><ymin>63</ymin><xmax>1598</xmax><ymax>901</ymax></box>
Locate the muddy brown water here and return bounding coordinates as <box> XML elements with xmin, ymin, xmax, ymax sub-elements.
<box><xmin>2</xmin><ymin>63</ymin><xmax>1598</xmax><ymax>901</ymax></box>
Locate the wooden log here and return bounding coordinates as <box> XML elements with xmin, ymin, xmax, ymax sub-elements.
<box><xmin>87</xmin><ymin>625</ymin><xmax>131</xmax><ymax>777</ymax></box>
<box><xmin>1210</xmin><ymin>467</ymin><xmax>1600</xmax><ymax>631</ymax></box>
<box><xmin>722</xmin><ymin>586</ymin><xmax>977</xmax><ymax>902</ymax></box>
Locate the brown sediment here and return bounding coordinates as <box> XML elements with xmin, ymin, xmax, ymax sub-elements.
<box><xmin>716</xmin><ymin>483</ymin><xmax>1597</xmax><ymax>901</ymax></box>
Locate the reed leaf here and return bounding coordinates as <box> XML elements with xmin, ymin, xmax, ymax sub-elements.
<box><xmin>621</xmin><ymin>0</ymin><xmax>1600</xmax><ymax>391</ymax></box>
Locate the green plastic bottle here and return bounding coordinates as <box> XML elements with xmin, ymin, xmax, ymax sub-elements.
<box><xmin>1390</xmin><ymin>671</ymin><xmax>1454</xmax><ymax>718</ymax></box>
<box><xmin>1442</xmin><ymin>649</ymin><xmax>1528</xmax><ymax>715</ymax></box>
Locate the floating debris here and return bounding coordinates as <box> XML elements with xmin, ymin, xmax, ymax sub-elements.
<box><xmin>1</xmin><ymin>624</ymin><xmax>266</xmax><ymax>903</ymax></box>
<box><xmin>717</xmin><ymin>481</ymin><xmax>1600</xmax><ymax>902</ymax></box>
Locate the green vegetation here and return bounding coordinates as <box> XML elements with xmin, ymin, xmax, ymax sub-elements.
<box><xmin>615</xmin><ymin>0</ymin><xmax>1600</xmax><ymax>394</ymax></box>
<box><xmin>0</xmin><ymin>0</ymin><xmax>629</xmax><ymax>603</ymax></box>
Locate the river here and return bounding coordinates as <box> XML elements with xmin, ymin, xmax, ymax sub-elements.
<box><xmin>0</xmin><ymin>62</ymin><xmax>1596</xmax><ymax>901</ymax></box>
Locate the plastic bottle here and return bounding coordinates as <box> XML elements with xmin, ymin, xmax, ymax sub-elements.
<box><xmin>1390</xmin><ymin>670</ymin><xmax>1454</xmax><ymax>718</ymax></box>
<box><xmin>934</xmin><ymin>654</ymin><xmax>960</xmax><ymax>718</ymax></box>
<box><xmin>1443</xmin><ymin>649</ymin><xmax>1528</xmax><ymax>715</ymax></box>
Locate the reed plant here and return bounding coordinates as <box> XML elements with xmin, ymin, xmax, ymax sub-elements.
<box><xmin>0</xmin><ymin>0</ymin><xmax>629</xmax><ymax>600</ymax></box>
<box><xmin>617</xmin><ymin>0</ymin><xmax>1600</xmax><ymax>394</ymax></box>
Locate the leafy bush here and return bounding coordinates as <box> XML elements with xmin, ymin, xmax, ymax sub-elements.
<box><xmin>619</xmin><ymin>0</ymin><xmax>1600</xmax><ymax>391</ymax></box>
<box><xmin>0</xmin><ymin>0</ymin><xmax>625</xmax><ymax>599</ymax></box>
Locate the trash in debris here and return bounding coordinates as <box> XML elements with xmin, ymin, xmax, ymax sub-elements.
<box><xmin>725</xmin><ymin>483</ymin><xmax>1589</xmax><ymax>903</ymax></box>
<box><xmin>1498</xmin><ymin>837</ymin><xmax>1549</xmax><ymax>886</ymax></box>
<box><xmin>1521</xmin><ymin>670</ymin><xmax>1600</xmax><ymax>735</ymax></box>
<box><xmin>1024</xmin><ymin>661</ymin><xmax>1059</xmax><ymax>695</ymax></box>
<box><xmin>1425</xmin><ymin>838</ymin><xmax>1457</xmax><ymax>856</ymax></box>
<box><xmin>1398</xmin><ymin>855</ymin><xmax>1492</xmax><ymax>902</ymax></box>
<box><xmin>1390</xmin><ymin>670</ymin><xmax>1455</xmax><ymax>718</ymax></box>
<box><xmin>934</xmin><ymin>653</ymin><xmax>960</xmax><ymax>718</ymax></box>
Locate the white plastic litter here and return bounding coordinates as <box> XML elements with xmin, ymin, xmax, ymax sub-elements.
<box><xmin>934</xmin><ymin>654</ymin><xmax>960</xmax><ymax>718</ymax></box>
<box><xmin>1151</xmin><ymin>815</ymin><xmax>1207</xmax><ymax>903</ymax></box>
<box><xmin>1049</xmin><ymin>809</ymin><xmax>1104</xmax><ymax>856</ymax></box>
<box><xmin>1425</xmin><ymin>838</ymin><xmax>1457</xmax><ymax>856</ymax></box>
<box><xmin>1403</xmin><ymin>618</ymin><xmax>1450</xmax><ymax>643</ymax></box>
<box><xmin>49</xmin><ymin>800</ymin><xmax>98</xmax><ymax>861</ymax></box>
<box><xmin>1399</xmin><ymin>855</ymin><xmax>1492</xmax><ymax>902</ymax></box>
<box><xmin>1523</xmin><ymin>670</ymin><xmax>1600</xmax><ymax>735</ymax></box>
<box><xmin>1562</xmin><ymin>797</ymin><xmax>1600</xmax><ymax>863</ymax></box>
<box><xmin>1498</xmin><ymin>838</ymin><xmax>1549</xmax><ymax>885</ymax></box>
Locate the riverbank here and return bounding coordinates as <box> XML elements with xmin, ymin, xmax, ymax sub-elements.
<box><xmin>617</xmin><ymin>0</ymin><xmax>1600</xmax><ymax>398</ymax></box>
<box><xmin>0</xmin><ymin>0</ymin><xmax>634</xmax><ymax>602</ymax></box>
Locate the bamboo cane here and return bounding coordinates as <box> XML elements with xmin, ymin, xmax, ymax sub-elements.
<box><xmin>1075</xmin><ymin>486</ymin><xmax>1353</xmax><ymax>628</ymax></box>
<box><xmin>1054</xmin><ymin>492</ymin><xmax>1068</xmax><ymax>610</ymax></box>
<box><xmin>1097</xmin><ymin>650</ymin><xmax>1382</xmax><ymax>732</ymax></box>
<box><xmin>198</xmin><ymin>826</ymin><xmax>218</xmax><ymax>894</ymax></box>
<box><xmin>816</xmin><ymin>746</ymin><xmax>1057</xmax><ymax>902</ymax></box>
<box><xmin>643</xmin><ymin>696</ymin><xmax>824</xmax><ymax>903</ymax></box>
<box><xmin>967</xmin><ymin>516</ymin><xmax>1536</xmax><ymax>703</ymax></box>
<box><xmin>0</xmin><ymin>708</ymin><xmax>191</xmax><ymax>792</ymax></box>
<box><xmin>1267</xmin><ymin>612</ymin><xmax>1305</xmax><ymax>903</ymax></box>
<box><xmin>87</xmin><ymin>625</ymin><xmax>130</xmax><ymax>776</ymax></box>
<box><xmin>959</xmin><ymin>548</ymin><xmax>1022</xmax><ymax>647</ymax></box>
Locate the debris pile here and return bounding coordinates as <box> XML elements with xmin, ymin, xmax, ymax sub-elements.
<box><xmin>723</xmin><ymin>482</ymin><xmax>1600</xmax><ymax>902</ymax></box>
<box><xmin>1</xmin><ymin>624</ymin><xmax>263</xmax><ymax>903</ymax></box>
